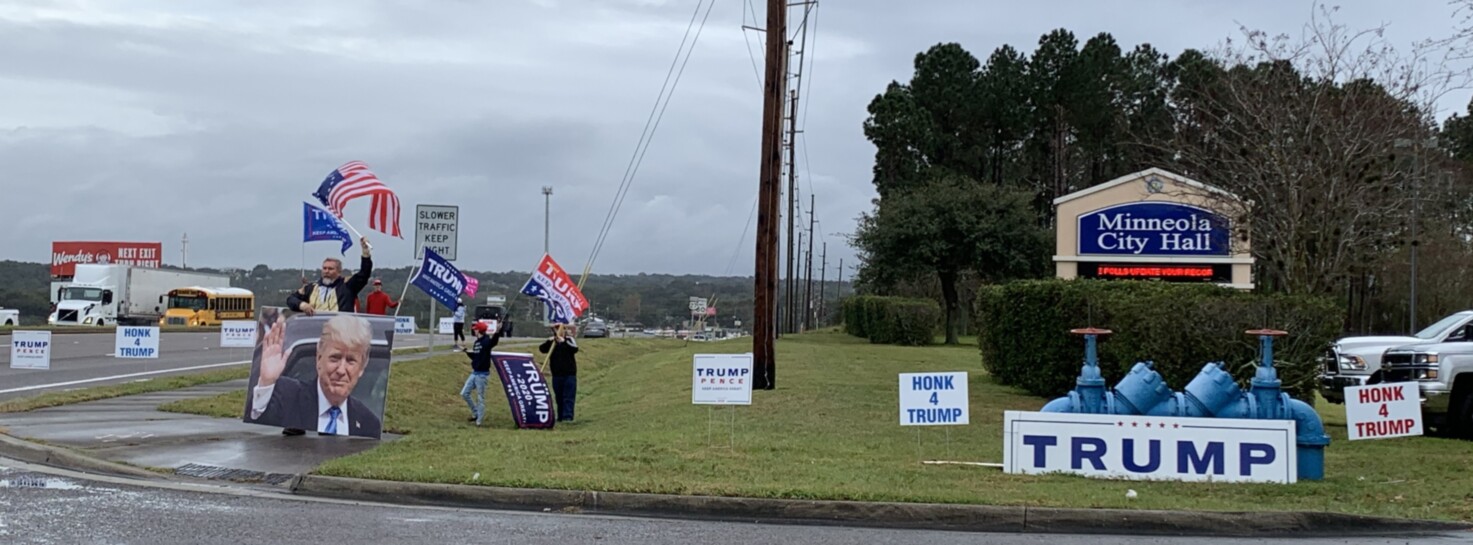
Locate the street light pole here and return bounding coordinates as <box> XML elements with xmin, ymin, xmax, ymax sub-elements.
<box><xmin>1395</xmin><ymin>137</ymin><xmax>1436</xmax><ymax>333</ymax></box>
<box><xmin>542</xmin><ymin>186</ymin><xmax>553</xmax><ymax>256</ymax></box>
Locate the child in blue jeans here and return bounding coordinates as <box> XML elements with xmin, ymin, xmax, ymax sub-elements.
<box><xmin>461</xmin><ymin>320</ymin><xmax>503</xmax><ymax>425</ymax></box>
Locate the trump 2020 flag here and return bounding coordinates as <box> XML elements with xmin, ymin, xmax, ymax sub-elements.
<box><xmin>302</xmin><ymin>202</ymin><xmax>353</xmax><ymax>255</ymax></box>
<box><xmin>519</xmin><ymin>254</ymin><xmax>589</xmax><ymax>324</ymax></box>
<box><xmin>411</xmin><ymin>247</ymin><xmax>466</xmax><ymax>311</ymax></box>
<box><xmin>464</xmin><ymin>275</ymin><xmax>479</xmax><ymax>297</ymax></box>
<box><xmin>492</xmin><ymin>352</ymin><xmax>554</xmax><ymax>429</ymax></box>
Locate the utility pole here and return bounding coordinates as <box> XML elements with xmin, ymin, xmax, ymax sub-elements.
<box><xmin>752</xmin><ymin>0</ymin><xmax>786</xmax><ymax>390</ymax></box>
<box><xmin>782</xmin><ymin>2</ymin><xmax>813</xmax><ymax>336</ymax></box>
<box><xmin>181</xmin><ymin>232</ymin><xmax>189</xmax><ymax>269</ymax></box>
<box><xmin>795</xmin><ymin>229</ymin><xmax>803</xmax><ymax>327</ymax></box>
<box><xmin>803</xmin><ymin>194</ymin><xmax>815</xmax><ymax>332</ymax></box>
<box><xmin>817</xmin><ymin>241</ymin><xmax>827</xmax><ymax>328</ymax></box>
<box><xmin>542</xmin><ymin>186</ymin><xmax>554</xmax><ymax>255</ymax></box>
<box><xmin>836</xmin><ymin>258</ymin><xmax>843</xmax><ymax>300</ymax></box>
<box><xmin>1395</xmin><ymin>136</ymin><xmax>1435</xmax><ymax>333</ymax></box>
<box><xmin>784</xmin><ymin>88</ymin><xmax>798</xmax><ymax>336</ymax></box>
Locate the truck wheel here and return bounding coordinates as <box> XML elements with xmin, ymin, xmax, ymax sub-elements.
<box><xmin>1456</xmin><ymin>391</ymin><xmax>1473</xmax><ymax>441</ymax></box>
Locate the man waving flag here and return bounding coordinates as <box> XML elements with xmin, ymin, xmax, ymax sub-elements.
<box><xmin>520</xmin><ymin>254</ymin><xmax>588</xmax><ymax>324</ymax></box>
<box><xmin>312</xmin><ymin>161</ymin><xmax>402</xmax><ymax>238</ymax></box>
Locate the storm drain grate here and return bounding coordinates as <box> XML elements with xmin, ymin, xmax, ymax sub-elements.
<box><xmin>174</xmin><ymin>463</ymin><xmax>296</xmax><ymax>485</ymax></box>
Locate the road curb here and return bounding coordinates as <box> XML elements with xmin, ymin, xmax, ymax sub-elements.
<box><xmin>0</xmin><ymin>432</ymin><xmax>160</xmax><ymax>479</ymax></box>
<box><xmin>289</xmin><ymin>474</ymin><xmax>1472</xmax><ymax>537</ymax></box>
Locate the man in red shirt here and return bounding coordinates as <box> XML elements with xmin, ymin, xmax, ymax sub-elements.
<box><xmin>364</xmin><ymin>279</ymin><xmax>399</xmax><ymax>315</ymax></box>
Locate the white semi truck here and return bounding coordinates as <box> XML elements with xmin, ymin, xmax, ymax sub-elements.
<box><xmin>48</xmin><ymin>264</ymin><xmax>230</xmax><ymax>327</ymax></box>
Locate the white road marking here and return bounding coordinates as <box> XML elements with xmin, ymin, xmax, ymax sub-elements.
<box><xmin>0</xmin><ymin>361</ymin><xmax>249</xmax><ymax>395</ymax></box>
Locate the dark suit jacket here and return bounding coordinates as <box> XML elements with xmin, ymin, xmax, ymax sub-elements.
<box><xmin>245</xmin><ymin>375</ymin><xmax>382</xmax><ymax>438</ymax></box>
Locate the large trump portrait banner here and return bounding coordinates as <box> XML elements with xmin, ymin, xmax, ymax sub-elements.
<box><xmin>241</xmin><ymin>307</ymin><xmax>396</xmax><ymax>439</ymax></box>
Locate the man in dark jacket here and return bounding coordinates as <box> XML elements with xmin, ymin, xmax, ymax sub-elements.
<box><xmin>288</xmin><ymin>237</ymin><xmax>373</xmax><ymax>316</ymax></box>
<box><xmin>278</xmin><ymin>237</ymin><xmax>371</xmax><ymax>436</ymax></box>
<box><xmin>538</xmin><ymin>323</ymin><xmax>579</xmax><ymax>423</ymax></box>
<box><xmin>462</xmin><ymin>320</ymin><xmax>506</xmax><ymax>425</ymax></box>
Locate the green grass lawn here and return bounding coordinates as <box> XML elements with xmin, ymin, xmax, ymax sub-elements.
<box><xmin>159</xmin><ymin>332</ymin><xmax>1473</xmax><ymax>522</ymax></box>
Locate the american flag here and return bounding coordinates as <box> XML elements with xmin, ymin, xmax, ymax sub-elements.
<box><xmin>312</xmin><ymin>161</ymin><xmax>402</xmax><ymax>238</ymax></box>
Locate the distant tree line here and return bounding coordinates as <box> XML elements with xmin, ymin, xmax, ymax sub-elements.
<box><xmin>0</xmin><ymin>259</ymin><xmax>850</xmax><ymax>330</ymax></box>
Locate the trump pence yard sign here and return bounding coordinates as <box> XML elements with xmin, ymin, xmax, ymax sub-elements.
<box><xmin>10</xmin><ymin>330</ymin><xmax>52</xmax><ymax>370</ymax></box>
<box><xmin>692</xmin><ymin>353</ymin><xmax>753</xmax><ymax>405</ymax></box>
<box><xmin>220</xmin><ymin>320</ymin><xmax>257</xmax><ymax>348</ymax></box>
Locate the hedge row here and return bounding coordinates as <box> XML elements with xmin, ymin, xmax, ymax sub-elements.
<box><xmin>974</xmin><ymin>279</ymin><xmax>1342</xmax><ymax>401</ymax></box>
<box><xmin>842</xmin><ymin>295</ymin><xmax>941</xmax><ymax>346</ymax></box>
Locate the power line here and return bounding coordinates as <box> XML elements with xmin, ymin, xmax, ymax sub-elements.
<box><xmin>580</xmin><ymin>0</ymin><xmax>718</xmax><ymax>284</ymax></box>
<box><xmin>741</xmin><ymin>0</ymin><xmax>764</xmax><ymax>89</ymax></box>
<box><xmin>725</xmin><ymin>193</ymin><xmax>760</xmax><ymax>275</ymax></box>
<box><xmin>798</xmin><ymin>2</ymin><xmax>820</xmax><ymax>131</ymax></box>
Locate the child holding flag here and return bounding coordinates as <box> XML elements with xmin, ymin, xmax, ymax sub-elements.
<box><xmin>462</xmin><ymin>319</ymin><xmax>505</xmax><ymax>425</ymax></box>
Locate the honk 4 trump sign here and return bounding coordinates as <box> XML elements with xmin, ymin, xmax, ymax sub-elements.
<box><xmin>115</xmin><ymin>326</ymin><xmax>159</xmax><ymax>359</ymax></box>
<box><xmin>899</xmin><ymin>372</ymin><xmax>969</xmax><ymax>425</ymax></box>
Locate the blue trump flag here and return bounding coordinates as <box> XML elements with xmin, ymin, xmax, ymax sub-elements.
<box><xmin>411</xmin><ymin>247</ymin><xmax>466</xmax><ymax>311</ymax></box>
<box><xmin>303</xmin><ymin>202</ymin><xmax>353</xmax><ymax>255</ymax></box>
<box><xmin>491</xmin><ymin>353</ymin><xmax>555</xmax><ymax>429</ymax></box>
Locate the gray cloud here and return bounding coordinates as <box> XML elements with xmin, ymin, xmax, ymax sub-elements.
<box><xmin>1</xmin><ymin>0</ymin><xmax>1468</xmax><ymax>279</ymax></box>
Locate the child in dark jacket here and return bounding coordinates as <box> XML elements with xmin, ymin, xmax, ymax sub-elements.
<box><xmin>462</xmin><ymin>320</ymin><xmax>503</xmax><ymax>425</ymax></box>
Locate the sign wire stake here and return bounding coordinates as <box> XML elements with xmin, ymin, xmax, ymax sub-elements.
<box><xmin>915</xmin><ymin>427</ymin><xmax>922</xmax><ymax>464</ymax></box>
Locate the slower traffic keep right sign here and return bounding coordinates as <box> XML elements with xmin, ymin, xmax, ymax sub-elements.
<box><xmin>1344</xmin><ymin>383</ymin><xmax>1422</xmax><ymax>440</ymax></box>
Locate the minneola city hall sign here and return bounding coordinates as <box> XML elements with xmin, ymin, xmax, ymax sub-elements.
<box><xmin>1054</xmin><ymin>167</ymin><xmax>1254</xmax><ymax>289</ymax></box>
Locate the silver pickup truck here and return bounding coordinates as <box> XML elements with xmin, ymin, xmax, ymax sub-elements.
<box><xmin>1317</xmin><ymin>310</ymin><xmax>1473</xmax><ymax>438</ymax></box>
<box><xmin>1317</xmin><ymin>311</ymin><xmax>1473</xmax><ymax>403</ymax></box>
<box><xmin>1379</xmin><ymin>327</ymin><xmax>1473</xmax><ymax>438</ymax></box>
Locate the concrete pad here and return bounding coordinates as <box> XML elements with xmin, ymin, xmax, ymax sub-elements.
<box><xmin>0</xmin><ymin>379</ymin><xmax>396</xmax><ymax>476</ymax></box>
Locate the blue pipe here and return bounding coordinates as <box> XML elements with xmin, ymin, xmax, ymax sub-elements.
<box><xmin>1244</xmin><ymin>330</ymin><xmax>1330</xmax><ymax>480</ymax></box>
<box><xmin>1043</xmin><ymin>329</ymin><xmax>1122</xmax><ymax>415</ymax></box>
<box><xmin>1039</xmin><ymin>327</ymin><xmax>1331</xmax><ymax>481</ymax></box>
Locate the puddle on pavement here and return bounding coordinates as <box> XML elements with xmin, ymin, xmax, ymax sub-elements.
<box><xmin>0</xmin><ymin>475</ymin><xmax>83</xmax><ymax>490</ymax></box>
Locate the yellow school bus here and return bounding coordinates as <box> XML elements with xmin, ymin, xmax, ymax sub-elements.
<box><xmin>159</xmin><ymin>287</ymin><xmax>255</xmax><ymax>327</ymax></box>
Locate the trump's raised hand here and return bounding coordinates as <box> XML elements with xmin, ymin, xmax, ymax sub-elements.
<box><xmin>257</xmin><ymin>314</ymin><xmax>288</xmax><ymax>387</ymax></box>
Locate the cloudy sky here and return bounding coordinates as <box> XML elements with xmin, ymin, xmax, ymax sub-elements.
<box><xmin>2</xmin><ymin>0</ymin><xmax>1469</xmax><ymax>277</ymax></box>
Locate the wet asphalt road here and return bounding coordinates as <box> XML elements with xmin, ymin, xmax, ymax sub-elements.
<box><xmin>0</xmin><ymin>331</ymin><xmax>449</xmax><ymax>401</ymax></box>
<box><xmin>2</xmin><ymin>461</ymin><xmax>1471</xmax><ymax>545</ymax></box>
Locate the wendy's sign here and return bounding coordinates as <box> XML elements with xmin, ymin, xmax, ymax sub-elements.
<box><xmin>1077</xmin><ymin>202</ymin><xmax>1231</xmax><ymax>257</ymax></box>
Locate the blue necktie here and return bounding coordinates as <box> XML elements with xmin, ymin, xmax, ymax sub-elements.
<box><xmin>326</xmin><ymin>406</ymin><xmax>341</xmax><ymax>435</ymax></box>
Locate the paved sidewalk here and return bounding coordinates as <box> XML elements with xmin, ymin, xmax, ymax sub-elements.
<box><xmin>0</xmin><ymin>345</ymin><xmax>532</xmax><ymax>478</ymax></box>
<box><xmin>0</xmin><ymin>379</ymin><xmax>388</xmax><ymax>476</ymax></box>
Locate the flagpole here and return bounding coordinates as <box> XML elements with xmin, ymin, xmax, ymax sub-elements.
<box><xmin>395</xmin><ymin>261</ymin><xmax>418</xmax><ymax>318</ymax></box>
<box><xmin>336</xmin><ymin>215</ymin><xmax>373</xmax><ymax>252</ymax></box>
